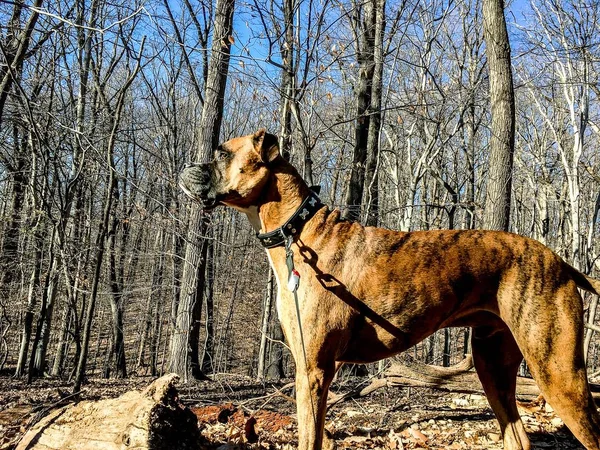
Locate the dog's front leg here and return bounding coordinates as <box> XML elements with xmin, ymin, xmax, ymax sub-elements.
<box><xmin>295</xmin><ymin>364</ymin><xmax>335</xmax><ymax>450</ymax></box>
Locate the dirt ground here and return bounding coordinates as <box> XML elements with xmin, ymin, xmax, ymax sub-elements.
<box><xmin>0</xmin><ymin>374</ymin><xmax>586</xmax><ymax>449</ymax></box>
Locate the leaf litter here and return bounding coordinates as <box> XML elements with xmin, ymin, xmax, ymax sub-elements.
<box><xmin>0</xmin><ymin>375</ymin><xmax>587</xmax><ymax>449</ymax></box>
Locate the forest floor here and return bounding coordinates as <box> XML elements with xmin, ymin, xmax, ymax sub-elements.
<box><xmin>0</xmin><ymin>373</ymin><xmax>585</xmax><ymax>449</ymax></box>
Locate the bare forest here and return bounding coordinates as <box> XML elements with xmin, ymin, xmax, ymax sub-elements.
<box><xmin>1</xmin><ymin>0</ymin><xmax>600</xmax><ymax>448</ymax></box>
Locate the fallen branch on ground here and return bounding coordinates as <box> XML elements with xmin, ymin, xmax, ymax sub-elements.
<box><xmin>328</xmin><ymin>355</ymin><xmax>600</xmax><ymax>408</ymax></box>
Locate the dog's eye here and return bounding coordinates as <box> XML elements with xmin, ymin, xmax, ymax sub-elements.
<box><xmin>215</xmin><ymin>149</ymin><xmax>229</xmax><ymax>161</ymax></box>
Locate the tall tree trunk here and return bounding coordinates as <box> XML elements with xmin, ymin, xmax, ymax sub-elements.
<box><xmin>138</xmin><ymin>229</ymin><xmax>165</xmax><ymax>371</ymax></box>
<box><xmin>266</xmin><ymin>316</ymin><xmax>285</xmax><ymax>380</ymax></box>
<box><xmin>107</xmin><ymin>215</ymin><xmax>127</xmax><ymax>378</ymax></box>
<box><xmin>32</xmin><ymin>257</ymin><xmax>59</xmax><ymax>375</ymax></box>
<box><xmin>344</xmin><ymin>0</ymin><xmax>376</xmax><ymax>222</ymax></box>
<box><xmin>201</xmin><ymin>238</ymin><xmax>215</xmax><ymax>374</ymax></box>
<box><xmin>169</xmin><ymin>192</ymin><xmax>183</xmax><ymax>335</ymax></box>
<box><xmin>51</xmin><ymin>303</ymin><xmax>72</xmax><ymax>377</ymax></box>
<box><xmin>150</xmin><ymin>292</ymin><xmax>163</xmax><ymax>377</ymax></box>
<box><xmin>257</xmin><ymin>269</ymin><xmax>274</xmax><ymax>381</ymax></box>
<box><xmin>47</xmin><ymin>0</ymin><xmax>99</xmax><ymax>378</ymax></box>
<box><xmin>27</xmin><ymin>229</ymin><xmax>58</xmax><ymax>382</ymax></box>
<box><xmin>0</xmin><ymin>153</ymin><xmax>27</xmax><ymax>288</ymax></box>
<box><xmin>481</xmin><ymin>0</ymin><xmax>515</xmax><ymax>231</ymax></box>
<box><xmin>278</xmin><ymin>0</ymin><xmax>294</xmax><ymax>161</ymax></box>
<box><xmin>0</xmin><ymin>0</ymin><xmax>43</xmax><ymax>127</ymax></box>
<box><xmin>55</xmin><ymin>185</ymin><xmax>92</xmax><ymax>378</ymax></box>
<box><xmin>15</xmin><ymin>220</ymin><xmax>43</xmax><ymax>376</ymax></box>
<box><xmin>72</xmin><ymin>42</ymin><xmax>143</xmax><ymax>392</ymax></box>
<box><xmin>443</xmin><ymin>328</ymin><xmax>451</xmax><ymax>367</ymax></box>
<box><xmin>465</xmin><ymin>92</ymin><xmax>477</xmax><ymax>230</ymax></box>
<box><xmin>168</xmin><ymin>0</ymin><xmax>235</xmax><ymax>381</ymax></box>
<box><xmin>73</xmin><ymin>155</ymin><xmax>115</xmax><ymax>392</ymax></box>
<box><xmin>364</xmin><ymin>0</ymin><xmax>386</xmax><ymax>227</ymax></box>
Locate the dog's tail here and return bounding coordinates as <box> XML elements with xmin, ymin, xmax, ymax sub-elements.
<box><xmin>569</xmin><ymin>265</ymin><xmax>600</xmax><ymax>296</ymax></box>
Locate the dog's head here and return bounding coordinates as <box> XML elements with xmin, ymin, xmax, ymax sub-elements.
<box><xmin>179</xmin><ymin>129</ymin><xmax>280</xmax><ymax>209</ymax></box>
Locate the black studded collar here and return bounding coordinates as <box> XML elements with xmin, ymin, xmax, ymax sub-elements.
<box><xmin>256</xmin><ymin>190</ymin><xmax>324</xmax><ymax>249</ymax></box>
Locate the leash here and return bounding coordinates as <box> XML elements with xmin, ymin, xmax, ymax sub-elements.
<box><xmin>255</xmin><ymin>188</ymin><xmax>323</xmax><ymax>431</ymax></box>
<box><xmin>284</xmin><ymin>234</ymin><xmax>318</xmax><ymax>433</ymax></box>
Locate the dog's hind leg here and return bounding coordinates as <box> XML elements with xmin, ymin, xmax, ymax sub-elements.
<box><xmin>472</xmin><ymin>324</ymin><xmax>530</xmax><ymax>450</ymax></box>
<box><xmin>513</xmin><ymin>284</ymin><xmax>600</xmax><ymax>450</ymax></box>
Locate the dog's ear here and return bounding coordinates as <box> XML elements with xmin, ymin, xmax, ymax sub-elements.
<box><xmin>253</xmin><ymin>128</ymin><xmax>280</xmax><ymax>163</ymax></box>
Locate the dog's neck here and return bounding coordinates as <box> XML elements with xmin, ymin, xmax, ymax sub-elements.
<box><xmin>245</xmin><ymin>160</ymin><xmax>312</xmax><ymax>235</ymax></box>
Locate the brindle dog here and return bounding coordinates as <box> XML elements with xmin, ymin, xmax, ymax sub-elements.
<box><xmin>179</xmin><ymin>129</ymin><xmax>600</xmax><ymax>450</ymax></box>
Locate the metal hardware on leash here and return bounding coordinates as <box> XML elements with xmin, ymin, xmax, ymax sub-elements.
<box><xmin>285</xmin><ymin>235</ymin><xmax>300</xmax><ymax>292</ymax></box>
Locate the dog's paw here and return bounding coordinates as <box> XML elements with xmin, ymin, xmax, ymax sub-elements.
<box><xmin>323</xmin><ymin>427</ymin><xmax>336</xmax><ymax>450</ymax></box>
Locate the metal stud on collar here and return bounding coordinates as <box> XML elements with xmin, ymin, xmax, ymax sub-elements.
<box><xmin>256</xmin><ymin>191</ymin><xmax>323</xmax><ymax>249</ymax></box>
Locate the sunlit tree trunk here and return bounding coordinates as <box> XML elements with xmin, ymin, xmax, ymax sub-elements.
<box><xmin>364</xmin><ymin>0</ymin><xmax>385</xmax><ymax>227</ymax></box>
<box><xmin>169</xmin><ymin>0</ymin><xmax>235</xmax><ymax>381</ymax></box>
<box><xmin>344</xmin><ymin>0</ymin><xmax>376</xmax><ymax>222</ymax></box>
<box><xmin>481</xmin><ymin>0</ymin><xmax>515</xmax><ymax>231</ymax></box>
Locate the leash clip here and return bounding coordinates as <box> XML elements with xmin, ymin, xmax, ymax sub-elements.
<box><xmin>284</xmin><ymin>234</ymin><xmax>294</xmax><ymax>257</ymax></box>
<box><xmin>284</xmin><ymin>235</ymin><xmax>300</xmax><ymax>292</ymax></box>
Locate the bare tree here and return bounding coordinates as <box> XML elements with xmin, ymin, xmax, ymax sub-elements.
<box><xmin>0</xmin><ymin>0</ymin><xmax>44</xmax><ymax>126</ymax></box>
<box><xmin>364</xmin><ymin>0</ymin><xmax>386</xmax><ymax>227</ymax></box>
<box><xmin>168</xmin><ymin>0</ymin><xmax>235</xmax><ymax>381</ymax></box>
<box><xmin>481</xmin><ymin>0</ymin><xmax>515</xmax><ymax>231</ymax></box>
<box><xmin>343</xmin><ymin>0</ymin><xmax>377</xmax><ymax>222</ymax></box>
<box><xmin>73</xmin><ymin>32</ymin><xmax>144</xmax><ymax>392</ymax></box>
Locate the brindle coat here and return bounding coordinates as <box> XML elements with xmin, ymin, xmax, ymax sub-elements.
<box><xmin>179</xmin><ymin>129</ymin><xmax>600</xmax><ymax>450</ymax></box>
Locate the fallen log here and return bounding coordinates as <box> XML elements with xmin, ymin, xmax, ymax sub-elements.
<box><xmin>380</xmin><ymin>356</ymin><xmax>540</xmax><ymax>398</ymax></box>
<box><xmin>16</xmin><ymin>373</ymin><xmax>200</xmax><ymax>450</ymax></box>
<box><xmin>329</xmin><ymin>356</ymin><xmax>600</xmax><ymax>407</ymax></box>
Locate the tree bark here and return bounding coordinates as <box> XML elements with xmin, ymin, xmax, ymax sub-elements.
<box><xmin>27</xmin><ymin>230</ymin><xmax>58</xmax><ymax>382</ymax></box>
<box><xmin>169</xmin><ymin>0</ymin><xmax>235</xmax><ymax>381</ymax></box>
<box><xmin>266</xmin><ymin>317</ymin><xmax>286</xmax><ymax>380</ymax></box>
<box><xmin>138</xmin><ymin>229</ymin><xmax>165</xmax><ymax>372</ymax></box>
<box><xmin>481</xmin><ymin>0</ymin><xmax>515</xmax><ymax>231</ymax></box>
<box><xmin>30</xmin><ymin>258</ymin><xmax>59</xmax><ymax>377</ymax></box>
<box><xmin>201</xmin><ymin>237</ymin><xmax>215</xmax><ymax>374</ymax></box>
<box><xmin>364</xmin><ymin>0</ymin><xmax>386</xmax><ymax>227</ymax></box>
<box><xmin>344</xmin><ymin>0</ymin><xmax>376</xmax><ymax>222</ymax></box>
<box><xmin>0</xmin><ymin>0</ymin><xmax>43</xmax><ymax>128</ymax></box>
<box><xmin>0</xmin><ymin>153</ymin><xmax>27</xmax><ymax>288</ymax></box>
<box><xmin>107</xmin><ymin>214</ymin><xmax>127</xmax><ymax>378</ymax></box>
<box><xmin>15</xmin><ymin>223</ymin><xmax>43</xmax><ymax>376</ymax></box>
<box><xmin>51</xmin><ymin>304</ymin><xmax>72</xmax><ymax>377</ymax></box>
<box><xmin>257</xmin><ymin>269</ymin><xmax>274</xmax><ymax>381</ymax></box>
<box><xmin>278</xmin><ymin>0</ymin><xmax>295</xmax><ymax>161</ymax></box>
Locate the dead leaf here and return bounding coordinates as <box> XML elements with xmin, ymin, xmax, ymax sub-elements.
<box><xmin>245</xmin><ymin>417</ymin><xmax>258</xmax><ymax>443</ymax></box>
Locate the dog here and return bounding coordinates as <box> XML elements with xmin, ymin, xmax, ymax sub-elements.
<box><xmin>179</xmin><ymin>129</ymin><xmax>600</xmax><ymax>450</ymax></box>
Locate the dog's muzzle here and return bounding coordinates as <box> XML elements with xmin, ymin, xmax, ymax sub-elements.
<box><xmin>179</xmin><ymin>162</ymin><xmax>218</xmax><ymax>208</ymax></box>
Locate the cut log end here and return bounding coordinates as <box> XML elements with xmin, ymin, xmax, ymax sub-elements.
<box><xmin>16</xmin><ymin>374</ymin><xmax>200</xmax><ymax>450</ymax></box>
<box><xmin>143</xmin><ymin>372</ymin><xmax>180</xmax><ymax>404</ymax></box>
